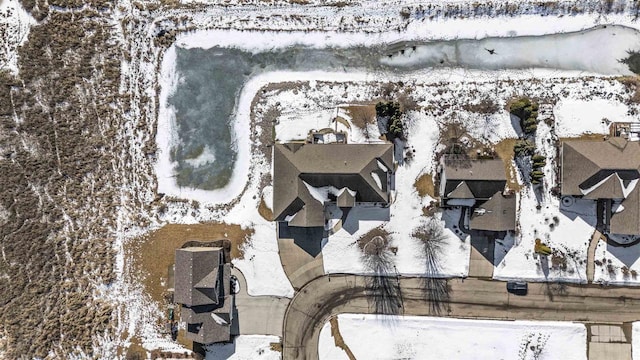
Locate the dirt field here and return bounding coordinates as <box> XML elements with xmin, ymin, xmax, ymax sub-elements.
<box><xmin>125</xmin><ymin>223</ymin><xmax>252</xmax><ymax>305</ymax></box>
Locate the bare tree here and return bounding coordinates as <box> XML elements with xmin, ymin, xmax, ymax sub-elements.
<box><xmin>360</xmin><ymin>235</ymin><xmax>403</xmax><ymax>315</ymax></box>
<box><xmin>413</xmin><ymin>218</ymin><xmax>451</xmax><ymax>315</ymax></box>
<box><xmin>440</xmin><ymin>122</ymin><xmax>472</xmax><ymax>169</ymax></box>
<box><xmin>348</xmin><ymin>105</ymin><xmax>376</xmax><ymax>139</ymax></box>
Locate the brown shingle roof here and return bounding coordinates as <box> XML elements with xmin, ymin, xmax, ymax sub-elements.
<box><xmin>611</xmin><ymin>184</ymin><xmax>640</xmax><ymax>235</ymax></box>
<box><xmin>273</xmin><ymin>143</ymin><xmax>394</xmax><ymax>227</ymax></box>
<box><xmin>469</xmin><ymin>192</ymin><xmax>517</xmax><ymax>231</ymax></box>
<box><xmin>561</xmin><ymin>138</ymin><xmax>640</xmax><ymax>235</ymax></box>
<box><xmin>442</xmin><ymin>158</ymin><xmax>507</xmax><ymax>200</ymax></box>
<box><xmin>583</xmin><ymin>174</ymin><xmax>625</xmax><ymax>200</ymax></box>
<box><xmin>561</xmin><ymin>139</ymin><xmax>640</xmax><ymax>196</ymax></box>
<box><xmin>447</xmin><ymin>181</ymin><xmax>475</xmax><ymax>199</ymax></box>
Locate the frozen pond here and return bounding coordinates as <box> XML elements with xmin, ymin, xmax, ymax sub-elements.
<box><xmin>160</xmin><ymin>25</ymin><xmax>640</xmax><ymax>198</ymax></box>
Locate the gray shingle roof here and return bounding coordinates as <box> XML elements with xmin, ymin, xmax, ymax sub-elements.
<box><xmin>175</xmin><ymin>247</ymin><xmax>222</xmax><ymax>307</ymax></box>
<box><xmin>174</xmin><ymin>247</ymin><xmax>232</xmax><ymax>344</ymax></box>
<box><xmin>273</xmin><ymin>143</ymin><xmax>394</xmax><ymax>227</ymax></box>
<box><xmin>442</xmin><ymin>158</ymin><xmax>507</xmax><ymax>200</ymax></box>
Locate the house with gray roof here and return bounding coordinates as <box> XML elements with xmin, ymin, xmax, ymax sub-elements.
<box><xmin>174</xmin><ymin>247</ymin><xmax>232</xmax><ymax>344</ymax></box>
<box><xmin>273</xmin><ymin>143</ymin><xmax>394</xmax><ymax>228</ymax></box>
<box><xmin>561</xmin><ymin>138</ymin><xmax>640</xmax><ymax>235</ymax></box>
<box><xmin>439</xmin><ymin>156</ymin><xmax>516</xmax><ymax>232</ymax></box>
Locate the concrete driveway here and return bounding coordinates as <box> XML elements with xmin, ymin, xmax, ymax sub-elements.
<box><xmin>231</xmin><ymin>268</ymin><xmax>290</xmax><ymax>337</ymax></box>
<box><xmin>469</xmin><ymin>234</ymin><xmax>494</xmax><ymax>278</ymax></box>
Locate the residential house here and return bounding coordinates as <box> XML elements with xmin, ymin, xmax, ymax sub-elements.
<box><xmin>561</xmin><ymin>137</ymin><xmax>640</xmax><ymax>235</ymax></box>
<box><xmin>174</xmin><ymin>247</ymin><xmax>232</xmax><ymax>344</ymax></box>
<box><xmin>439</xmin><ymin>156</ymin><xmax>516</xmax><ymax>232</ymax></box>
<box><xmin>273</xmin><ymin>143</ymin><xmax>394</xmax><ymax>228</ymax></box>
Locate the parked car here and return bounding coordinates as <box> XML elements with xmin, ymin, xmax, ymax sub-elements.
<box><xmin>506</xmin><ymin>281</ymin><xmax>528</xmax><ymax>295</ymax></box>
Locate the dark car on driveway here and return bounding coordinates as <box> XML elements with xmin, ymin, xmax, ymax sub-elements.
<box><xmin>506</xmin><ymin>281</ymin><xmax>528</xmax><ymax>295</ymax></box>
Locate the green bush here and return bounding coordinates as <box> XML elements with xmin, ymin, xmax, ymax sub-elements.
<box><xmin>531</xmin><ymin>170</ymin><xmax>544</xmax><ymax>184</ymax></box>
<box><xmin>388</xmin><ymin>115</ymin><xmax>404</xmax><ymax>138</ymax></box>
<box><xmin>376</xmin><ymin>101</ymin><xmax>404</xmax><ymax>139</ymax></box>
<box><xmin>531</xmin><ymin>154</ymin><xmax>546</xmax><ymax>163</ymax></box>
<box><xmin>375</xmin><ymin>101</ymin><xmax>401</xmax><ymax>119</ymax></box>
<box><xmin>514</xmin><ymin>140</ymin><xmax>535</xmax><ymax>157</ymax></box>
<box><xmin>510</xmin><ymin>97</ymin><xmax>539</xmax><ymax>136</ymax></box>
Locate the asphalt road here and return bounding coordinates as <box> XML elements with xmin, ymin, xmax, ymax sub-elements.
<box><xmin>283</xmin><ymin>275</ymin><xmax>640</xmax><ymax>360</ymax></box>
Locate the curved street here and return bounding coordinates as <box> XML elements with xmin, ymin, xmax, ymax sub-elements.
<box><xmin>283</xmin><ymin>274</ymin><xmax>640</xmax><ymax>360</ymax></box>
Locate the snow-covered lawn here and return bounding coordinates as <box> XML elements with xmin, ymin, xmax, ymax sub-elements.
<box><xmin>494</xmin><ymin>190</ymin><xmax>594</xmax><ymax>283</ymax></box>
<box><xmin>205</xmin><ymin>335</ymin><xmax>281</xmax><ymax>360</ymax></box>
<box><xmin>494</xmin><ymin>112</ymin><xmax>595</xmax><ymax>283</ymax></box>
<box><xmin>594</xmin><ymin>239</ymin><xmax>640</xmax><ymax>285</ymax></box>
<box><xmin>319</xmin><ymin>110</ymin><xmax>470</xmax><ymax>277</ymax></box>
<box><xmin>319</xmin><ymin>314</ymin><xmax>587</xmax><ymax>360</ymax></box>
<box><xmin>555</xmin><ymin>98</ymin><xmax>638</xmax><ymax>137</ymax></box>
<box><xmin>321</xmin><ymin>207</ymin><xmax>470</xmax><ymax>277</ymax></box>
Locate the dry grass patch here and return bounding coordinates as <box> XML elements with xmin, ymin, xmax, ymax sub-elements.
<box><xmin>345</xmin><ymin>104</ymin><xmax>376</xmax><ymax>129</ymax></box>
<box><xmin>329</xmin><ymin>316</ymin><xmax>357</xmax><ymax>360</ymax></box>
<box><xmin>559</xmin><ymin>134</ymin><xmax>607</xmax><ymax>142</ymax></box>
<box><xmin>124</xmin><ymin>337</ymin><xmax>147</xmax><ymax>360</ymax></box>
<box><xmin>618</xmin><ymin>75</ymin><xmax>640</xmax><ymax>103</ymax></box>
<box><xmin>270</xmin><ymin>342</ymin><xmax>283</xmax><ymax>352</ymax></box>
<box><xmin>494</xmin><ymin>138</ymin><xmax>521</xmax><ymax>191</ymax></box>
<box><xmin>357</xmin><ymin>226</ymin><xmax>392</xmax><ymax>250</ymax></box>
<box><xmin>126</xmin><ymin>223</ymin><xmax>252</xmax><ymax>305</ymax></box>
<box><xmin>414</xmin><ymin>173</ymin><xmax>436</xmax><ymax>198</ymax></box>
<box><xmin>258</xmin><ymin>197</ymin><xmax>273</xmax><ymax>221</ymax></box>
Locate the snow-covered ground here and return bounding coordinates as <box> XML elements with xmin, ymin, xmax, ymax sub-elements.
<box><xmin>0</xmin><ymin>0</ymin><xmax>34</xmax><ymax>74</ymax></box>
<box><xmin>494</xmin><ymin>116</ymin><xmax>595</xmax><ymax>283</ymax></box>
<box><xmin>319</xmin><ymin>314</ymin><xmax>587</xmax><ymax>360</ymax></box>
<box><xmin>555</xmin><ymin>98</ymin><xmax>638</xmax><ymax>137</ymax></box>
<box><xmin>114</xmin><ymin>1</ymin><xmax>640</xmax><ymax>356</ymax></box>
<box><xmin>634</xmin><ymin>322</ymin><xmax>640</xmax><ymax>360</ymax></box>
<box><xmin>205</xmin><ymin>335</ymin><xmax>281</xmax><ymax>360</ymax></box>
<box><xmin>255</xmin><ymin>75</ymin><xmax>637</xmax><ymax>281</ymax></box>
<box><xmin>594</xmin><ymin>239</ymin><xmax>640</xmax><ymax>285</ymax></box>
<box><xmin>494</xmin><ymin>192</ymin><xmax>595</xmax><ymax>283</ymax></box>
